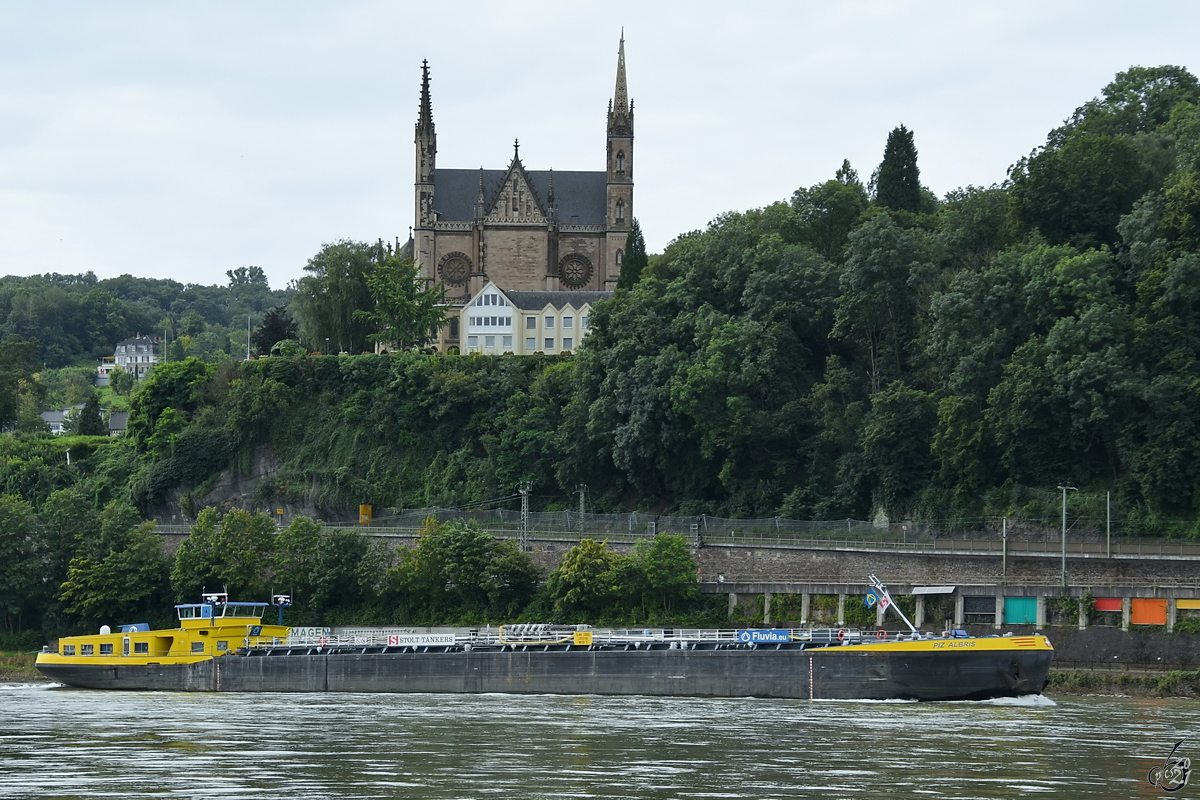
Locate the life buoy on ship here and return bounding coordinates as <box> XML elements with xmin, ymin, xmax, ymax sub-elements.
<box><xmin>836</xmin><ymin>629</ymin><xmax>845</xmax><ymax>641</ymax></box>
<box><xmin>877</xmin><ymin>629</ymin><xmax>887</xmax><ymax>640</ymax></box>
<box><xmin>317</xmin><ymin>636</ymin><xmax>329</xmax><ymax>647</ymax></box>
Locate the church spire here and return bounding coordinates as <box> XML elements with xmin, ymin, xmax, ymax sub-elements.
<box><xmin>607</xmin><ymin>33</ymin><xmax>632</xmax><ymax>138</ymax></box>
<box><xmin>613</xmin><ymin>32</ymin><xmax>628</xmax><ymax>115</ymax></box>
<box><xmin>415</xmin><ymin>60</ymin><xmax>437</xmax><ymax>227</ymax></box>
<box><xmin>417</xmin><ymin>60</ymin><xmax>434</xmax><ymax>135</ymax></box>
<box><xmin>605</xmin><ymin>31</ymin><xmax>633</xmax><ymax>256</ymax></box>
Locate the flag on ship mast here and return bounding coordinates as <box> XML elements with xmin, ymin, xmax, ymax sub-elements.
<box><xmin>864</xmin><ymin>585</ymin><xmax>893</xmax><ymax>610</ymax></box>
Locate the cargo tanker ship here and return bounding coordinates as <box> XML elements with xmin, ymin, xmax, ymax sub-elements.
<box><xmin>35</xmin><ymin>578</ymin><xmax>1053</xmax><ymax>701</ymax></box>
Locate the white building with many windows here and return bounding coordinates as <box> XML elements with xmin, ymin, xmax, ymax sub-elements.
<box><xmin>461</xmin><ymin>282</ymin><xmax>610</xmax><ymax>355</ymax></box>
<box><xmin>112</xmin><ymin>335</ymin><xmax>161</xmax><ymax>380</ymax></box>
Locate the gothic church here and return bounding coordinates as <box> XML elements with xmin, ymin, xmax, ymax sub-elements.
<box><xmin>412</xmin><ymin>36</ymin><xmax>633</xmax><ymax>352</ymax></box>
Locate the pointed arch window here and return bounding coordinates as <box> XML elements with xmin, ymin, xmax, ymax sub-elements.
<box><xmin>616</xmin><ymin>151</ymin><xmax>625</xmax><ymax>175</ymax></box>
<box><xmin>616</xmin><ymin>249</ymin><xmax>624</xmax><ymax>266</ymax></box>
<box><xmin>616</xmin><ymin>199</ymin><xmax>625</xmax><ymax>223</ymax></box>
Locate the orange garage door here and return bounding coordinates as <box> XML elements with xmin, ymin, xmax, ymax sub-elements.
<box><xmin>1131</xmin><ymin>598</ymin><xmax>1167</xmax><ymax>625</ymax></box>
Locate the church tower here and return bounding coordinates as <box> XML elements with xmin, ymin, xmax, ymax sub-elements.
<box><xmin>409</xmin><ymin>39</ymin><xmax>631</xmax><ymax>353</ymax></box>
<box><xmin>605</xmin><ymin>34</ymin><xmax>633</xmax><ymax>289</ymax></box>
<box><xmin>415</xmin><ymin>60</ymin><xmax>436</xmax><ymax>278</ymax></box>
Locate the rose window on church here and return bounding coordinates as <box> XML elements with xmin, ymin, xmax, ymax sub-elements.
<box><xmin>438</xmin><ymin>252</ymin><xmax>472</xmax><ymax>286</ymax></box>
<box><xmin>558</xmin><ymin>254</ymin><xmax>593</xmax><ymax>289</ymax></box>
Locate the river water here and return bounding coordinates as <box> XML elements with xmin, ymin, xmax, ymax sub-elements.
<box><xmin>1</xmin><ymin>683</ymin><xmax>1196</xmax><ymax>799</ymax></box>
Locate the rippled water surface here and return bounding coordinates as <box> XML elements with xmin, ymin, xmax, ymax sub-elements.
<box><xmin>2</xmin><ymin>684</ymin><xmax>1198</xmax><ymax>798</ymax></box>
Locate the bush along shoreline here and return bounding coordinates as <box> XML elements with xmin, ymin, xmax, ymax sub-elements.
<box><xmin>1047</xmin><ymin>669</ymin><xmax>1200</xmax><ymax>698</ymax></box>
<box><xmin>0</xmin><ymin>652</ymin><xmax>42</xmax><ymax>682</ymax></box>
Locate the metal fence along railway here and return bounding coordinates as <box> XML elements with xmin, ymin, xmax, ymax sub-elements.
<box><xmin>152</xmin><ymin>509</ymin><xmax>1200</xmax><ymax>558</ymax></box>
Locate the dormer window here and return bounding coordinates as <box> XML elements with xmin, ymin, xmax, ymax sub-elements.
<box><xmin>616</xmin><ymin>151</ymin><xmax>625</xmax><ymax>174</ymax></box>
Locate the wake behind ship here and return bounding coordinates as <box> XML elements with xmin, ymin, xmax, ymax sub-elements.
<box><xmin>36</xmin><ymin>580</ymin><xmax>1053</xmax><ymax>701</ymax></box>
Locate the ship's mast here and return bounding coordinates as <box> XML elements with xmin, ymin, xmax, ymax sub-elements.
<box><xmin>869</xmin><ymin>574</ymin><xmax>919</xmax><ymax>636</ymax></box>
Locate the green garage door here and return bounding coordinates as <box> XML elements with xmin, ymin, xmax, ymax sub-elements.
<box><xmin>1003</xmin><ymin>597</ymin><xmax>1037</xmax><ymax>625</ymax></box>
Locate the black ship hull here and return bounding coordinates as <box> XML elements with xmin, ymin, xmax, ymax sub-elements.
<box><xmin>37</xmin><ymin>644</ymin><xmax>1053</xmax><ymax>701</ymax></box>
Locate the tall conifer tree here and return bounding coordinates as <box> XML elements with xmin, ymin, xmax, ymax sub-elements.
<box><xmin>76</xmin><ymin>392</ymin><xmax>106</xmax><ymax>436</ymax></box>
<box><xmin>618</xmin><ymin>218</ymin><xmax>648</xmax><ymax>290</ymax></box>
<box><xmin>875</xmin><ymin>125</ymin><xmax>922</xmax><ymax>213</ymax></box>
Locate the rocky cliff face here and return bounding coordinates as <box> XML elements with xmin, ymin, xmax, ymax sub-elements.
<box><xmin>151</xmin><ymin>446</ymin><xmax>326</xmax><ymax>524</ymax></box>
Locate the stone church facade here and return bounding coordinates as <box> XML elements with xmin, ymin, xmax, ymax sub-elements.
<box><xmin>411</xmin><ymin>37</ymin><xmax>632</xmax><ymax>352</ymax></box>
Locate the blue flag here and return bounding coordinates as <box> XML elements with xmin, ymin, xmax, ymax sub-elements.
<box><xmin>863</xmin><ymin>590</ymin><xmax>879</xmax><ymax>608</ymax></box>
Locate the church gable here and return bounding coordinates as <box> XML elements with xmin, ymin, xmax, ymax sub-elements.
<box><xmin>486</xmin><ymin>148</ymin><xmax>547</xmax><ymax>224</ymax></box>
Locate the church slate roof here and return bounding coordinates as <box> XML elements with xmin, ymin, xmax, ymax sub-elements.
<box><xmin>505</xmin><ymin>290</ymin><xmax>613</xmax><ymax>311</ymax></box>
<box><xmin>434</xmin><ymin>169</ymin><xmax>607</xmax><ymax>225</ymax></box>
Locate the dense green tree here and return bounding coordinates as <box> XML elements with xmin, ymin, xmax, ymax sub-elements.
<box><xmin>0</xmin><ymin>494</ymin><xmax>45</xmax><ymax>633</ymax></box>
<box><xmin>127</xmin><ymin>357</ymin><xmax>214</xmax><ymax>448</ymax></box>
<box><xmin>225</xmin><ymin>266</ymin><xmax>275</xmax><ymax>313</ymax></box>
<box><xmin>355</xmin><ymin>253</ymin><xmax>447</xmax><ymax>351</ymax></box>
<box><xmin>70</xmin><ymin>392</ymin><xmax>106</xmax><ymax>436</ymax></box>
<box><xmin>833</xmin><ymin>215</ymin><xmax>932</xmax><ymax>391</ymax></box>
<box><xmin>170</xmin><ymin>507</ymin><xmax>276</xmax><ymax>601</ymax></box>
<box><xmin>1054</xmin><ymin>65</ymin><xmax>1200</xmax><ymax>142</ymax></box>
<box><xmin>291</xmin><ymin>240</ymin><xmax>378</xmax><ymax>354</ymax></box>
<box><xmin>1010</xmin><ymin>132</ymin><xmax>1154</xmax><ymax>247</ymax></box>
<box><xmin>0</xmin><ymin>335</ymin><xmax>39</xmax><ymax>428</ymax></box>
<box><xmin>486</xmin><ymin>538</ymin><xmax>542</xmax><ymax>617</ymax></box>
<box><xmin>875</xmin><ymin>125</ymin><xmax>922</xmax><ymax>213</ymax></box>
<box><xmin>272</xmin><ymin>516</ymin><xmax>324</xmax><ymax>609</ymax></box>
<box><xmin>935</xmin><ymin>185</ymin><xmax>1021</xmax><ymax>269</ymax></box>
<box><xmin>986</xmin><ymin>249</ymin><xmax>1135</xmax><ymax>487</ymax></box>
<box><xmin>791</xmin><ymin>160</ymin><xmax>870</xmax><ymax>262</ymax></box>
<box><xmin>860</xmin><ymin>382</ymin><xmax>938</xmax><ymax>516</ymax></box>
<box><xmin>779</xmin><ymin>355</ymin><xmax>870</xmax><ymax>519</ymax></box>
<box><xmin>1163</xmin><ymin>171</ymin><xmax>1200</xmax><ymax>252</ymax></box>
<box><xmin>59</xmin><ymin>501</ymin><xmax>169</xmax><ymax>624</ymax></box>
<box><xmin>925</xmin><ymin>243</ymin><xmax>1075</xmax><ymax>396</ymax></box>
<box><xmin>390</xmin><ymin>518</ymin><xmax>539</xmax><ymax>621</ymax></box>
<box><xmin>226</xmin><ymin>374</ymin><xmax>294</xmax><ymax>447</ymax></box>
<box><xmin>931</xmin><ymin>394</ymin><xmax>994</xmax><ymax>504</ymax></box>
<box><xmin>109</xmin><ymin>366</ymin><xmax>136</xmax><ymax>396</ymax></box>
<box><xmin>308</xmin><ymin>529</ymin><xmax>388</xmax><ymax>619</ymax></box>
<box><xmin>250</xmin><ymin>306</ymin><xmax>299</xmax><ymax>355</ymax></box>
<box><xmin>40</xmin><ymin>488</ymin><xmax>98</xmax><ymax>592</ymax></box>
<box><xmin>617</xmin><ymin>218</ymin><xmax>648</xmax><ymax>289</ymax></box>
<box><xmin>632</xmin><ymin>534</ymin><xmax>698</xmax><ymax>613</ymax></box>
<box><xmin>545</xmin><ymin>538</ymin><xmax>622</xmax><ymax>617</ymax></box>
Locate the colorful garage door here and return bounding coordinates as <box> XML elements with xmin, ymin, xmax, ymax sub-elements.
<box><xmin>1131</xmin><ymin>598</ymin><xmax>1167</xmax><ymax>625</ymax></box>
<box><xmin>1094</xmin><ymin>598</ymin><xmax>1122</xmax><ymax>612</ymax></box>
<box><xmin>1003</xmin><ymin>597</ymin><xmax>1037</xmax><ymax>624</ymax></box>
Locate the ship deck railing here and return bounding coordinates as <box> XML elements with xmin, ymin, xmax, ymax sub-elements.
<box><xmin>269</xmin><ymin>627</ymin><xmax>932</xmax><ymax>650</ymax></box>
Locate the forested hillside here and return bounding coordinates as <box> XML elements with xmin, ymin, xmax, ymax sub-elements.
<box><xmin>0</xmin><ymin>266</ymin><xmax>291</xmax><ymax>369</ymax></box>
<box><xmin>2</xmin><ymin>65</ymin><xmax>1200</xmax><ymax>637</ymax></box>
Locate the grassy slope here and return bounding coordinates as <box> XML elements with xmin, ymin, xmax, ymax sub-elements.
<box><xmin>0</xmin><ymin>652</ymin><xmax>44</xmax><ymax>682</ymax></box>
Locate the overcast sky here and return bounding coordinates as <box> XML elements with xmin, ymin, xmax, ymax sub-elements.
<box><xmin>2</xmin><ymin>1</ymin><xmax>1198</xmax><ymax>290</ymax></box>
